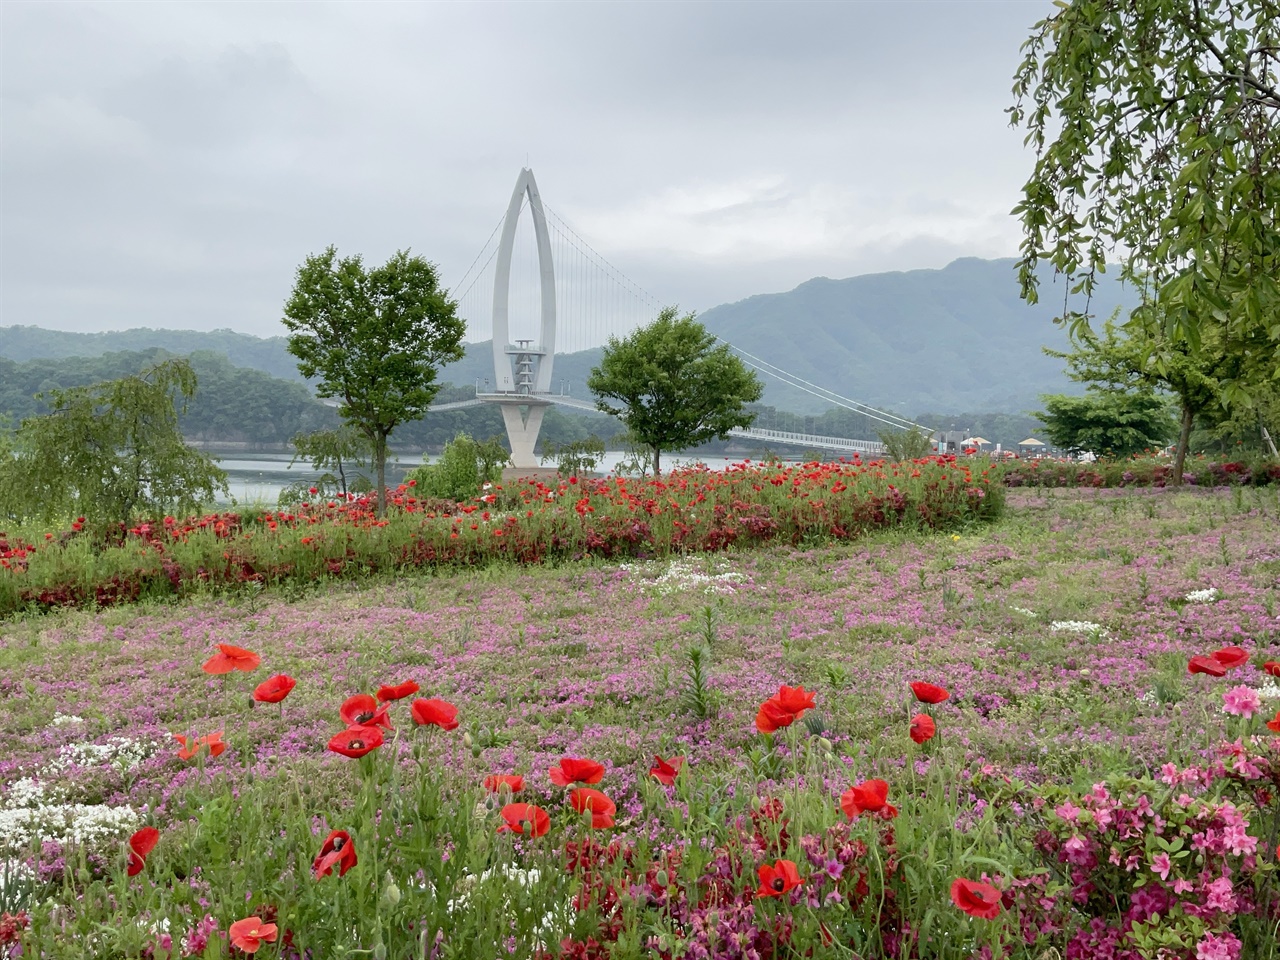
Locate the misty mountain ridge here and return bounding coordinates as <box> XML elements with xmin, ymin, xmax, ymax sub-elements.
<box><xmin>2</xmin><ymin>257</ymin><xmax>1137</xmax><ymax>415</ymax></box>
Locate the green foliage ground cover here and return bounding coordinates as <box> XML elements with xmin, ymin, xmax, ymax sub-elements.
<box><xmin>0</xmin><ymin>487</ymin><xmax>1277</xmax><ymax>957</ymax></box>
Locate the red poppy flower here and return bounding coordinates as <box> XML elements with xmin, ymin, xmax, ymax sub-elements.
<box><xmin>497</xmin><ymin>802</ymin><xmax>551</xmax><ymax>837</ymax></box>
<box><xmin>755</xmin><ymin>685</ymin><xmax>817</xmax><ymax>733</ymax></box>
<box><xmin>840</xmin><ymin>779</ymin><xmax>899</xmax><ymax>820</ymax></box>
<box><xmin>1264</xmin><ymin>661</ymin><xmax>1280</xmax><ymax>678</ymax></box>
<box><xmin>1212</xmin><ymin>646</ymin><xmax>1250</xmax><ymax>670</ymax></box>
<box><xmin>483</xmin><ymin>774</ymin><xmax>524</xmax><ymax>793</ymax></box>
<box><xmin>126</xmin><ymin>826</ymin><xmax>159</xmax><ymax>876</ymax></box>
<box><xmin>1188</xmin><ymin>655</ymin><xmax>1228</xmax><ymax>677</ymax></box>
<box><xmin>328</xmin><ymin>725</ymin><xmax>383</xmax><ymax>758</ymax></box>
<box><xmin>339</xmin><ymin>694</ymin><xmax>394</xmax><ymax>731</ymax></box>
<box><xmin>410</xmin><ymin>698</ymin><xmax>459</xmax><ymax>731</ymax></box>
<box><xmin>950</xmin><ymin>877</ymin><xmax>1003</xmax><ymax>919</ymax></box>
<box><xmin>377</xmin><ymin>680</ymin><xmax>420</xmax><ymax>702</ymax></box>
<box><xmin>202</xmin><ymin>643</ymin><xmax>261</xmax><ymax>675</ymax></box>
<box><xmin>312</xmin><ymin>829</ymin><xmax>357</xmax><ymax>880</ymax></box>
<box><xmin>253</xmin><ymin>674</ymin><xmax>296</xmax><ymax>704</ymax></box>
<box><xmin>649</xmin><ymin>755</ymin><xmax>685</xmax><ymax>786</ymax></box>
<box><xmin>174</xmin><ymin>731</ymin><xmax>226</xmax><ymax>761</ymax></box>
<box><xmin>570</xmin><ymin>788</ymin><xmax>617</xmax><ymax>828</ymax></box>
<box><xmin>1266</xmin><ymin>710</ymin><xmax>1280</xmax><ymax>734</ymax></box>
<box><xmin>756</xmin><ymin>859</ymin><xmax>802</xmax><ymax>898</ymax></box>
<box><xmin>910</xmin><ymin>682</ymin><xmax>950</xmax><ymax>704</ymax></box>
<box><xmin>228</xmin><ymin>916</ymin><xmax>278</xmax><ymax>953</ymax></box>
<box><xmin>549</xmin><ymin>757</ymin><xmax>605</xmax><ymax>786</ymax></box>
<box><xmin>909</xmin><ymin>714</ymin><xmax>936</xmax><ymax>744</ymax></box>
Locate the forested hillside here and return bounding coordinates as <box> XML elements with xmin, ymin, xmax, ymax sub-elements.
<box><xmin>0</xmin><ymin>350</ymin><xmax>618</xmax><ymax>452</ymax></box>
<box><xmin>3</xmin><ymin>257</ymin><xmax>1136</xmax><ymax>416</ymax></box>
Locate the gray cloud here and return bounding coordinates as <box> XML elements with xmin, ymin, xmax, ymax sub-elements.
<box><xmin>1</xmin><ymin>0</ymin><xmax>1054</xmax><ymax>337</ymax></box>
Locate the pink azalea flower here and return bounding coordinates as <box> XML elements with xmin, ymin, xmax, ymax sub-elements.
<box><xmin>1221</xmin><ymin>685</ymin><xmax>1261</xmax><ymax>718</ymax></box>
<box><xmin>1204</xmin><ymin>876</ymin><xmax>1236</xmax><ymax>912</ymax></box>
<box><xmin>1150</xmin><ymin>852</ymin><xmax>1172</xmax><ymax>881</ymax></box>
<box><xmin>1195</xmin><ymin>930</ymin><xmax>1242</xmax><ymax>960</ymax></box>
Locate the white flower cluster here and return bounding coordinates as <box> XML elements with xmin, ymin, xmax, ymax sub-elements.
<box><xmin>1184</xmin><ymin>587</ymin><xmax>1220</xmax><ymax>604</ymax></box>
<box><xmin>0</xmin><ymin>733</ymin><xmax>156</xmax><ymax>854</ymax></box>
<box><xmin>48</xmin><ymin>714</ymin><xmax>85</xmax><ymax>728</ymax></box>
<box><xmin>646</xmin><ymin>558</ymin><xmax>748</xmax><ymax>596</ymax></box>
<box><xmin>46</xmin><ymin>735</ymin><xmax>158</xmax><ymax>776</ymax></box>
<box><xmin>3</xmin><ymin>778</ymin><xmax>61</xmax><ymax>809</ymax></box>
<box><xmin>1010</xmin><ymin>607</ymin><xmax>1038</xmax><ymax>618</ymax></box>
<box><xmin>1257</xmin><ymin>681</ymin><xmax>1280</xmax><ymax>701</ymax></box>
<box><xmin>0</xmin><ymin>803</ymin><xmax>139</xmax><ymax>849</ymax></box>
<box><xmin>1049</xmin><ymin>620</ymin><xmax>1108</xmax><ymax>635</ymax></box>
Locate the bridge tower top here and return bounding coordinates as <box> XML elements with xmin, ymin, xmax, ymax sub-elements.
<box><xmin>490</xmin><ymin>168</ymin><xmax>556</xmax><ymax>397</ymax></box>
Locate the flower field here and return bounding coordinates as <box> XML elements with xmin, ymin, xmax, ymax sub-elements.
<box><xmin>999</xmin><ymin>456</ymin><xmax>1280</xmax><ymax>490</ymax></box>
<box><xmin>0</xmin><ymin>457</ymin><xmax>999</xmax><ymax>618</ymax></box>
<box><xmin>1</xmin><ymin>483</ymin><xmax>1279</xmax><ymax>958</ymax></box>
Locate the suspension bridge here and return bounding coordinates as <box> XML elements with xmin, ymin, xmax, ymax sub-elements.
<box><xmin>439</xmin><ymin>168</ymin><xmax>928</xmax><ymax>467</ymax></box>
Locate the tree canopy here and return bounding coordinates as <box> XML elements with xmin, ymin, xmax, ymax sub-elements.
<box><xmin>282</xmin><ymin>246</ymin><xmax>467</xmax><ymax>514</ymax></box>
<box><xmin>587</xmin><ymin>308</ymin><xmax>763</xmax><ymax>475</ymax></box>
<box><xmin>0</xmin><ymin>359</ymin><xmax>227</xmax><ymax>524</ymax></box>
<box><xmin>1011</xmin><ymin>0</ymin><xmax>1280</xmax><ymax>403</ymax></box>
<box><xmin>1037</xmin><ymin>391</ymin><xmax>1177</xmax><ymax>459</ymax></box>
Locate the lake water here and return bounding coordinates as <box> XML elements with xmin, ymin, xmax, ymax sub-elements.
<box><xmin>215</xmin><ymin>452</ymin><xmax>774</xmax><ymax>506</ymax></box>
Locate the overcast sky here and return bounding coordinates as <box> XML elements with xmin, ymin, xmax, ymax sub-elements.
<box><xmin>2</xmin><ymin>0</ymin><xmax>1053</xmax><ymax>340</ymax></box>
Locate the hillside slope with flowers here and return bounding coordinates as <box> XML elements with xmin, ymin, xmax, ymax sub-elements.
<box><xmin>0</xmin><ymin>485</ymin><xmax>1278</xmax><ymax>958</ymax></box>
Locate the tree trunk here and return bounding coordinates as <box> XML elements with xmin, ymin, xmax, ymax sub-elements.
<box><xmin>652</xmin><ymin>446</ymin><xmax>661</xmax><ymax>477</ymax></box>
<box><xmin>1171</xmin><ymin>401</ymin><xmax>1193</xmax><ymax>487</ymax></box>
<box><xmin>375</xmin><ymin>434</ymin><xmax>387</xmax><ymax>517</ymax></box>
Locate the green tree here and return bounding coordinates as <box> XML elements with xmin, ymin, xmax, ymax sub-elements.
<box><xmin>290</xmin><ymin>426</ymin><xmax>374</xmax><ymax>499</ymax></box>
<box><xmin>282</xmin><ymin>246</ymin><xmax>466</xmax><ymax>515</ymax></box>
<box><xmin>1038</xmin><ymin>391</ymin><xmax>1178</xmax><ymax>458</ymax></box>
<box><xmin>407</xmin><ymin>433</ymin><xmax>510</xmax><ymax>503</ymax></box>
<box><xmin>1045</xmin><ymin>315</ymin><xmax>1252</xmax><ymax>482</ymax></box>
<box><xmin>540</xmin><ymin>436</ymin><xmax>606</xmax><ymax>478</ymax></box>
<box><xmin>0</xmin><ymin>359</ymin><xmax>227</xmax><ymax>524</ymax></box>
<box><xmin>587</xmin><ymin>308</ymin><xmax>763</xmax><ymax>475</ymax></box>
<box><xmin>877</xmin><ymin>425</ymin><xmax>935</xmax><ymax>462</ymax></box>
<box><xmin>1011</xmin><ymin>1</ymin><xmax>1280</xmax><ymax>404</ymax></box>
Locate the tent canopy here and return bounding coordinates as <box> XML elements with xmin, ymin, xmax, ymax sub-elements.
<box><xmin>962</xmin><ymin>437</ymin><xmax>990</xmax><ymax>446</ymax></box>
<box><xmin>1019</xmin><ymin>437</ymin><xmax>1046</xmax><ymax>446</ymax></box>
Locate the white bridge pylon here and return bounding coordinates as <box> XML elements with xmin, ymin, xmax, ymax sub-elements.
<box><xmin>478</xmin><ymin>167</ymin><xmax>557</xmax><ymax>468</ymax></box>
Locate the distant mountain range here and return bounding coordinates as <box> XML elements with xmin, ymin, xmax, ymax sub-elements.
<box><xmin>1</xmin><ymin>257</ymin><xmax>1140</xmax><ymax>415</ymax></box>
